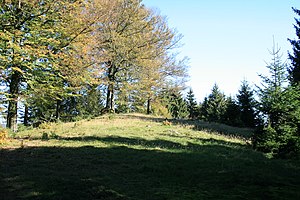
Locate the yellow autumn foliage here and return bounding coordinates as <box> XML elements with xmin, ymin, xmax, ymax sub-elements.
<box><xmin>0</xmin><ymin>128</ymin><xmax>8</xmax><ymax>144</ymax></box>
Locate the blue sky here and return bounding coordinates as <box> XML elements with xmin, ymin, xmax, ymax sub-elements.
<box><xmin>143</xmin><ymin>0</ymin><xmax>300</xmax><ymax>101</ymax></box>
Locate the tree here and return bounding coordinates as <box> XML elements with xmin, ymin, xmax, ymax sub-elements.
<box><xmin>253</xmin><ymin>42</ymin><xmax>300</xmax><ymax>158</ymax></box>
<box><xmin>223</xmin><ymin>96</ymin><xmax>242</xmax><ymax>127</ymax></box>
<box><xmin>199</xmin><ymin>97</ymin><xmax>208</xmax><ymax>121</ymax></box>
<box><xmin>237</xmin><ymin>80</ymin><xmax>257</xmax><ymax>128</ymax></box>
<box><xmin>89</xmin><ymin>0</ymin><xmax>186</xmax><ymax>112</ymax></box>
<box><xmin>167</xmin><ymin>91</ymin><xmax>188</xmax><ymax>119</ymax></box>
<box><xmin>288</xmin><ymin>7</ymin><xmax>300</xmax><ymax>85</ymax></box>
<box><xmin>256</xmin><ymin>42</ymin><xmax>288</xmax><ymax>127</ymax></box>
<box><xmin>203</xmin><ymin>84</ymin><xmax>227</xmax><ymax>123</ymax></box>
<box><xmin>186</xmin><ymin>88</ymin><xmax>198</xmax><ymax>119</ymax></box>
<box><xmin>0</xmin><ymin>0</ymin><xmax>93</xmax><ymax>130</ymax></box>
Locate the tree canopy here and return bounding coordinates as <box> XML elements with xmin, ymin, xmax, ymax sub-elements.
<box><xmin>0</xmin><ymin>0</ymin><xmax>189</xmax><ymax>129</ymax></box>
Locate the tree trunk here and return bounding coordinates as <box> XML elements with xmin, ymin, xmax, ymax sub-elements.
<box><xmin>110</xmin><ymin>88</ymin><xmax>115</xmax><ymax>113</ymax></box>
<box><xmin>106</xmin><ymin>83</ymin><xmax>112</xmax><ymax>110</ymax></box>
<box><xmin>55</xmin><ymin>100</ymin><xmax>61</xmax><ymax>121</ymax></box>
<box><xmin>105</xmin><ymin>83</ymin><xmax>115</xmax><ymax>113</ymax></box>
<box><xmin>24</xmin><ymin>103</ymin><xmax>29</xmax><ymax>126</ymax></box>
<box><xmin>7</xmin><ymin>72</ymin><xmax>20</xmax><ymax>132</ymax></box>
<box><xmin>147</xmin><ymin>97</ymin><xmax>151</xmax><ymax>114</ymax></box>
<box><xmin>105</xmin><ymin>61</ymin><xmax>116</xmax><ymax>113</ymax></box>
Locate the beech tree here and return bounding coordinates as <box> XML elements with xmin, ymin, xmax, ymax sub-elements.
<box><xmin>0</xmin><ymin>0</ymin><xmax>97</xmax><ymax>130</ymax></box>
<box><xmin>89</xmin><ymin>0</ymin><xmax>187</xmax><ymax>112</ymax></box>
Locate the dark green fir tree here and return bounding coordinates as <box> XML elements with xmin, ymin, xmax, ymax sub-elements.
<box><xmin>237</xmin><ymin>80</ymin><xmax>257</xmax><ymax>128</ymax></box>
<box><xmin>186</xmin><ymin>88</ymin><xmax>198</xmax><ymax>119</ymax></box>
<box><xmin>288</xmin><ymin>8</ymin><xmax>300</xmax><ymax>85</ymax></box>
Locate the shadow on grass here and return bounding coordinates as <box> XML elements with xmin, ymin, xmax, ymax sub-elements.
<box><xmin>57</xmin><ymin>135</ymin><xmax>247</xmax><ymax>149</ymax></box>
<box><xmin>1</xmin><ymin>137</ymin><xmax>300</xmax><ymax>200</ymax></box>
<box><xmin>119</xmin><ymin>114</ymin><xmax>254</xmax><ymax>139</ymax></box>
<box><xmin>172</xmin><ymin>119</ymin><xmax>254</xmax><ymax>139</ymax></box>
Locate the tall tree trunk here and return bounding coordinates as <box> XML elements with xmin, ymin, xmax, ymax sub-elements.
<box><xmin>147</xmin><ymin>97</ymin><xmax>151</xmax><ymax>114</ymax></box>
<box><xmin>110</xmin><ymin>87</ymin><xmax>115</xmax><ymax>113</ymax></box>
<box><xmin>7</xmin><ymin>72</ymin><xmax>20</xmax><ymax>132</ymax></box>
<box><xmin>105</xmin><ymin>83</ymin><xmax>115</xmax><ymax>113</ymax></box>
<box><xmin>106</xmin><ymin>83</ymin><xmax>112</xmax><ymax>110</ymax></box>
<box><xmin>55</xmin><ymin>99</ymin><xmax>61</xmax><ymax>121</ymax></box>
<box><xmin>105</xmin><ymin>61</ymin><xmax>116</xmax><ymax>113</ymax></box>
<box><xmin>24</xmin><ymin>103</ymin><xmax>29</xmax><ymax>126</ymax></box>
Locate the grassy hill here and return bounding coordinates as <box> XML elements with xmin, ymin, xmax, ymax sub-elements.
<box><xmin>1</xmin><ymin>114</ymin><xmax>300</xmax><ymax>200</ymax></box>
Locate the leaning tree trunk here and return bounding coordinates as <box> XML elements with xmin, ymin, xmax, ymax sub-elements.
<box><xmin>7</xmin><ymin>71</ymin><xmax>20</xmax><ymax>132</ymax></box>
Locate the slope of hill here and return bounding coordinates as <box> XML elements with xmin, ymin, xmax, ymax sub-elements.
<box><xmin>1</xmin><ymin>114</ymin><xmax>300</xmax><ymax>200</ymax></box>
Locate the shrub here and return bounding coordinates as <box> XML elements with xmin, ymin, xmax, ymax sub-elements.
<box><xmin>38</xmin><ymin>122</ymin><xmax>53</xmax><ymax>129</ymax></box>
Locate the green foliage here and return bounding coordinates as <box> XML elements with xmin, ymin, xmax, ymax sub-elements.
<box><xmin>89</xmin><ymin>0</ymin><xmax>188</xmax><ymax>112</ymax></box>
<box><xmin>237</xmin><ymin>80</ymin><xmax>258</xmax><ymax>128</ymax></box>
<box><xmin>202</xmin><ymin>84</ymin><xmax>227</xmax><ymax>123</ymax></box>
<box><xmin>0</xmin><ymin>0</ymin><xmax>91</xmax><ymax>129</ymax></box>
<box><xmin>288</xmin><ymin>7</ymin><xmax>300</xmax><ymax>85</ymax></box>
<box><xmin>186</xmin><ymin>88</ymin><xmax>199</xmax><ymax>119</ymax></box>
<box><xmin>254</xmin><ymin>43</ymin><xmax>300</xmax><ymax>158</ymax></box>
<box><xmin>73</xmin><ymin>86</ymin><xmax>104</xmax><ymax>118</ymax></box>
<box><xmin>222</xmin><ymin>96</ymin><xmax>242</xmax><ymax>127</ymax></box>
<box><xmin>167</xmin><ymin>91</ymin><xmax>188</xmax><ymax>119</ymax></box>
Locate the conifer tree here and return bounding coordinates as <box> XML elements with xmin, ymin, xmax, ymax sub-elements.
<box><xmin>288</xmin><ymin>7</ymin><xmax>300</xmax><ymax>85</ymax></box>
<box><xmin>167</xmin><ymin>91</ymin><xmax>188</xmax><ymax>119</ymax></box>
<box><xmin>254</xmin><ymin>42</ymin><xmax>300</xmax><ymax>158</ymax></box>
<box><xmin>237</xmin><ymin>80</ymin><xmax>257</xmax><ymax>128</ymax></box>
<box><xmin>186</xmin><ymin>88</ymin><xmax>198</xmax><ymax>119</ymax></box>
<box><xmin>204</xmin><ymin>84</ymin><xmax>227</xmax><ymax>123</ymax></box>
<box><xmin>257</xmin><ymin>43</ymin><xmax>288</xmax><ymax>126</ymax></box>
<box><xmin>223</xmin><ymin>96</ymin><xmax>241</xmax><ymax>127</ymax></box>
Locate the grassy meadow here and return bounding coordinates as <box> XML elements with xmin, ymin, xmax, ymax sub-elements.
<box><xmin>1</xmin><ymin>114</ymin><xmax>300</xmax><ymax>200</ymax></box>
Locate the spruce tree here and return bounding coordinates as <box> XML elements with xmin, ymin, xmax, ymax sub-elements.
<box><xmin>223</xmin><ymin>96</ymin><xmax>242</xmax><ymax>127</ymax></box>
<box><xmin>254</xmin><ymin>42</ymin><xmax>300</xmax><ymax>158</ymax></box>
<box><xmin>204</xmin><ymin>84</ymin><xmax>227</xmax><ymax>123</ymax></box>
<box><xmin>288</xmin><ymin>7</ymin><xmax>300</xmax><ymax>85</ymax></box>
<box><xmin>237</xmin><ymin>80</ymin><xmax>257</xmax><ymax>128</ymax></box>
<box><xmin>257</xmin><ymin>43</ymin><xmax>288</xmax><ymax>127</ymax></box>
<box><xmin>186</xmin><ymin>88</ymin><xmax>198</xmax><ymax>119</ymax></box>
<box><xmin>167</xmin><ymin>91</ymin><xmax>188</xmax><ymax>119</ymax></box>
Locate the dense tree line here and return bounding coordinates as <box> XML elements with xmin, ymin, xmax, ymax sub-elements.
<box><xmin>168</xmin><ymin>81</ymin><xmax>258</xmax><ymax>129</ymax></box>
